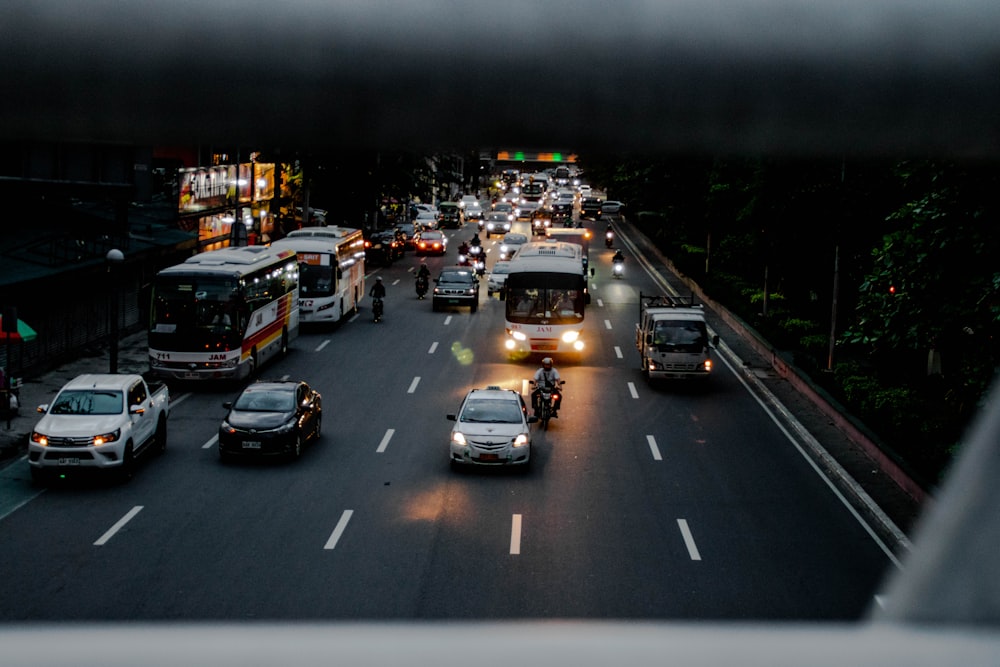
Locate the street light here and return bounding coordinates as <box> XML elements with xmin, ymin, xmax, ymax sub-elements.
<box><xmin>106</xmin><ymin>248</ymin><xmax>124</xmax><ymax>374</ymax></box>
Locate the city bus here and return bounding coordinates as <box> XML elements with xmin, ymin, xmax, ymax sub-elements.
<box><xmin>271</xmin><ymin>226</ymin><xmax>366</xmax><ymax>324</ymax></box>
<box><xmin>149</xmin><ymin>245</ymin><xmax>300</xmax><ymax>381</ymax></box>
<box><xmin>503</xmin><ymin>241</ymin><xmax>590</xmax><ymax>356</ymax></box>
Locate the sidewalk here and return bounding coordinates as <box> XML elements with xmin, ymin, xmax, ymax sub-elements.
<box><xmin>0</xmin><ymin>330</ymin><xmax>150</xmax><ymax>464</ymax></box>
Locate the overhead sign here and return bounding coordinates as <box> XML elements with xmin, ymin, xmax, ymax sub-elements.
<box><xmin>495</xmin><ymin>151</ymin><xmax>577</xmax><ymax>163</ymax></box>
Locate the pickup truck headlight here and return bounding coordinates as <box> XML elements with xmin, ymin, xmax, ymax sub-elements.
<box><xmin>93</xmin><ymin>429</ymin><xmax>121</xmax><ymax>446</ymax></box>
<box><xmin>31</xmin><ymin>432</ymin><xmax>49</xmax><ymax>446</ymax></box>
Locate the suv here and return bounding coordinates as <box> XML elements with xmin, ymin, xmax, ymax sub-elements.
<box><xmin>446</xmin><ymin>386</ymin><xmax>537</xmax><ymax>469</ymax></box>
<box><xmin>432</xmin><ymin>266</ymin><xmax>479</xmax><ymax>312</ymax></box>
<box><xmin>580</xmin><ymin>197</ymin><xmax>603</xmax><ymax>221</ymax></box>
<box><xmin>438</xmin><ymin>202</ymin><xmax>461</xmax><ymax>228</ymax></box>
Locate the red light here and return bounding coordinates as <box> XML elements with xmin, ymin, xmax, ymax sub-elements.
<box><xmin>889</xmin><ymin>285</ymin><xmax>896</xmax><ymax>294</ymax></box>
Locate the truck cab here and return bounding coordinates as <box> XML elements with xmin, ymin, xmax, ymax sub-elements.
<box><xmin>635</xmin><ymin>293</ymin><xmax>719</xmax><ymax>382</ymax></box>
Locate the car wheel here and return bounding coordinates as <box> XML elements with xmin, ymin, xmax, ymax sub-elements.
<box><xmin>470</xmin><ymin>300</ymin><xmax>478</xmax><ymax>313</ymax></box>
<box><xmin>313</xmin><ymin>415</ymin><xmax>322</xmax><ymax>442</ymax></box>
<box><xmin>290</xmin><ymin>434</ymin><xmax>303</xmax><ymax>460</ymax></box>
<box><xmin>432</xmin><ymin>300</ymin><xmax>440</xmax><ymax>312</ymax></box>
<box><xmin>155</xmin><ymin>417</ymin><xmax>167</xmax><ymax>454</ymax></box>
<box><xmin>30</xmin><ymin>467</ymin><xmax>49</xmax><ymax>487</ymax></box>
<box><xmin>118</xmin><ymin>442</ymin><xmax>136</xmax><ymax>483</ymax></box>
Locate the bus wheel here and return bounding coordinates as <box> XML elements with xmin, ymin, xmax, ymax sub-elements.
<box><xmin>281</xmin><ymin>329</ymin><xmax>289</xmax><ymax>356</ymax></box>
<box><xmin>248</xmin><ymin>350</ymin><xmax>259</xmax><ymax>379</ymax></box>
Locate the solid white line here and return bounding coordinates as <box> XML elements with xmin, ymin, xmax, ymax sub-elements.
<box><xmin>324</xmin><ymin>510</ymin><xmax>354</xmax><ymax>550</ymax></box>
<box><xmin>627</xmin><ymin>382</ymin><xmax>639</xmax><ymax>399</ymax></box>
<box><xmin>94</xmin><ymin>506</ymin><xmax>144</xmax><ymax>546</ymax></box>
<box><xmin>392</xmin><ymin>279</ymin><xmax>400</xmax><ymax>286</ymax></box>
<box><xmin>444</xmin><ymin>315</ymin><xmax>453</xmax><ymax>325</ymax></box>
<box><xmin>349</xmin><ymin>313</ymin><xmax>359</xmax><ymax>323</ymax></box>
<box><xmin>597</xmin><ymin>299</ymin><xmax>604</xmax><ymax>307</ymax></box>
<box><xmin>646</xmin><ymin>435</ymin><xmax>663</xmax><ymax>461</ymax></box>
<box><xmin>510</xmin><ymin>514</ymin><xmax>522</xmax><ymax>555</ymax></box>
<box><xmin>376</xmin><ymin>428</ymin><xmax>395</xmax><ymax>453</ymax></box>
<box><xmin>408</xmin><ymin>377</ymin><xmax>421</xmax><ymax>393</ymax></box>
<box><xmin>315</xmin><ymin>340</ymin><xmax>330</xmax><ymax>352</ymax></box>
<box><xmin>614</xmin><ymin>346</ymin><xmax>623</xmax><ymax>359</ymax></box>
<box><xmin>202</xmin><ymin>434</ymin><xmax>218</xmax><ymax>450</ymax></box>
<box><xmin>604</xmin><ymin>319</ymin><xmax>613</xmax><ymax>330</ymax></box>
<box><xmin>428</xmin><ymin>341</ymin><xmax>438</xmax><ymax>354</ymax></box>
<box><xmin>677</xmin><ymin>519</ymin><xmax>702</xmax><ymax>561</ymax></box>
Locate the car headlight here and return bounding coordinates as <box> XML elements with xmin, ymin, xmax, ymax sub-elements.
<box><xmin>561</xmin><ymin>330</ymin><xmax>580</xmax><ymax>343</ymax></box>
<box><xmin>31</xmin><ymin>432</ymin><xmax>49</xmax><ymax>446</ymax></box>
<box><xmin>452</xmin><ymin>431</ymin><xmax>467</xmax><ymax>446</ymax></box>
<box><xmin>220</xmin><ymin>421</ymin><xmax>236</xmax><ymax>434</ymax></box>
<box><xmin>277</xmin><ymin>419</ymin><xmax>298</xmax><ymax>434</ymax></box>
<box><xmin>513</xmin><ymin>434</ymin><xmax>528</xmax><ymax>447</ymax></box>
<box><xmin>93</xmin><ymin>429</ymin><xmax>122</xmax><ymax>446</ymax></box>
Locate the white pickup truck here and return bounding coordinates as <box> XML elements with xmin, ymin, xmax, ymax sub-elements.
<box><xmin>635</xmin><ymin>293</ymin><xmax>719</xmax><ymax>382</ymax></box>
<box><xmin>28</xmin><ymin>373</ymin><xmax>170</xmax><ymax>483</ymax></box>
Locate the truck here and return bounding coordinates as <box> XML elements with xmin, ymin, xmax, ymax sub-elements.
<box><xmin>28</xmin><ymin>374</ymin><xmax>170</xmax><ymax>483</ymax></box>
<box><xmin>635</xmin><ymin>293</ymin><xmax>719</xmax><ymax>382</ymax></box>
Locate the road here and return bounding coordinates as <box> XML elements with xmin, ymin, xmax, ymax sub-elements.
<box><xmin>0</xmin><ymin>211</ymin><xmax>897</xmax><ymax>622</ymax></box>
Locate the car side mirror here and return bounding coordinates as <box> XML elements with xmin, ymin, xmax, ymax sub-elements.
<box><xmin>446</xmin><ymin>414</ymin><xmax>456</xmax><ymax>421</ymax></box>
<box><xmin>223</xmin><ymin>401</ymin><xmax>233</xmax><ymax>410</ymax></box>
<box><xmin>711</xmin><ymin>334</ymin><xmax>720</xmax><ymax>347</ymax></box>
<box><xmin>646</xmin><ymin>334</ymin><xmax>653</xmax><ymax>345</ymax></box>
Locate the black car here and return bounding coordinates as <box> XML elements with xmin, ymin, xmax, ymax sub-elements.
<box><xmin>219</xmin><ymin>381</ymin><xmax>322</xmax><ymax>461</ymax></box>
<box><xmin>432</xmin><ymin>266</ymin><xmax>480</xmax><ymax>313</ymax></box>
<box><xmin>438</xmin><ymin>202</ymin><xmax>462</xmax><ymax>228</ymax></box>
<box><xmin>364</xmin><ymin>230</ymin><xmax>399</xmax><ymax>266</ymax></box>
<box><xmin>580</xmin><ymin>197</ymin><xmax>603</xmax><ymax>221</ymax></box>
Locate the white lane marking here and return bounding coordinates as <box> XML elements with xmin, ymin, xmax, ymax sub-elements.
<box><xmin>94</xmin><ymin>506</ymin><xmax>144</xmax><ymax>546</ymax></box>
<box><xmin>349</xmin><ymin>313</ymin><xmax>359</xmax><ymax>323</ymax></box>
<box><xmin>202</xmin><ymin>434</ymin><xmax>218</xmax><ymax>450</ymax></box>
<box><xmin>627</xmin><ymin>382</ymin><xmax>639</xmax><ymax>399</ymax></box>
<box><xmin>408</xmin><ymin>377</ymin><xmax>421</xmax><ymax>393</ymax></box>
<box><xmin>316</xmin><ymin>340</ymin><xmax>330</xmax><ymax>352</ymax></box>
<box><xmin>614</xmin><ymin>346</ymin><xmax>623</xmax><ymax>359</ymax></box>
<box><xmin>376</xmin><ymin>429</ymin><xmax>395</xmax><ymax>453</ymax></box>
<box><xmin>604</xmin><ymin>319</ymin><xmax>613</xmax><ymax>330</ymax></box>
<box><xmin>597</xmin><ymin>299</ymin><xmax>604</xmax><ymax>307</ymax></box>
<box><xmin>444</xmin><ymin>315</ymin><xmax>453</xmax><ymax>325</ymax></box>
<box><xmin>510</xmin><ymin>514</ymin><xmax>522</xmax><ymax>555</ymax></box>
<box><xmin>428</xmin><ymin>341</ymin><xmax>438</xmax><ymax>354</ymax></box>
<box><xmin>169</xmin><ymin>392</ymin><xmax>192</xmax><ymax>408</ymax></box>
<box><xmin>324</xmin><ymin>510</ymin><xmax>354</xmax><ymax>550</ymax></box>
<box><xmin>646</xmin><ymin>435</ymin><xmax>663</xmax><ymax>461</ymax></box>
<box><xmin>874</xmin><ymin>595</ymin><xmax>888</xmax><ymax>610</ymax></box>
<box><xmin>407</xmin><ymin>266</ymin><xmax>415</xmax><ymax>273</ymax></box>
<box><xmin>281</xmin><ymin>374</ymin><xmax>290</xmax><ymax>381</ymax></box>
<box><xmin>677</xmin><ymin>519</ymin><xmax>702</xmax><ymax>561</ymax></box>
<box><xmin>392</xmin><ymin>279</ymin><xmax>400</xmax><ymax>286</ymax></box>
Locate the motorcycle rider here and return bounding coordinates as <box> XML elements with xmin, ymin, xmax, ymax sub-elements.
<box><xmin>612</xmin><ymin>249</ymin><xmax>624</xmax><ymax>264</ymax></box>
<box><xmin>415</xmin><ymin>261</ymin><xmax>430</xmax><ymax>298</ymax></box>
<box><xmin>531</xmin><ymin>357</ymin><xmax>563</xmax><ymax>417</ymax></box>
<box><xmin>417</xmin><ymin>261</ymin><xmax>431</xmax><ymax>280</ymax></box>
<box><xmin>605</xmin><ymin>223</ymin><xmax>615</xmax><ymax>247</ymax></box>
<box><xmin>369</xmin><ymin>275</ymin><xmax>386</xmax><ymax>299</ymax></box>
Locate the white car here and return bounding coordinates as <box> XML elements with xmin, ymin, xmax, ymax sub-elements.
<box><xmin>414</xmin><ymin>209</ymin><xmax>438</xmax><ymax>229</ymax></box>
<box><xmin>459</xmin><ymin>195</ymin><xmax>483</xmax><ymax>220</ymax></box>
<box><xmin>447</xmin><ymin>386</ymin><xmax>537</xmax><ymax>469</ymax></box>
<box><xmin>483</xmin><ymin>211</ymin><xmax>512</xmax><ymax>237</ymax></box>
<box><xmin>499</xmin><ymin>232</ymin><xmax>528</xmax><ymax>261</ymax></box>
<box><xmin>487</xmin><ymin>260</ymin><xmax>512</xmax><ymax>296</ymax></box>
<box><xmin>578</xmin><ymin>184</ymin><xmax>592</xmax><ymax>197</ymax></box>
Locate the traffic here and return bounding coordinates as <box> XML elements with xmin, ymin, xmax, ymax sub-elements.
<box><xmin>0</xmin><ymin>169</ymin><xmax>899</xmax><ymax>624</ymax></box>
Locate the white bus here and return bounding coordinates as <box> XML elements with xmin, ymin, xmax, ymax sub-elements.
<box><xmin>149</xmin><ymin>245</ymin><xmax>300</xmax><ymax>381</ymax></box>
<box><xmin>503</xmin><ymin>241</ymin><xmax>590</xmax><ymax>355</ymax></box>
<box><xmin>271</xmin><ymin>226</ymin><xmax>366</xmax><ymax>324</ymax></box>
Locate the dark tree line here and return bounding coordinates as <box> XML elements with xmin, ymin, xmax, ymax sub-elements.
<box><xmin>584</xmin><ymin>156</ymin><xmax>1000</xmax><ymax>485</ymax></box>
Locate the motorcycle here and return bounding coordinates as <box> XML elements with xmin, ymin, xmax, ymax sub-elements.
<box><xmin>372</xmin><ymin>297</ymin><xmax>384</xmax><ymax>322</ymax></box>
<box><xmin>530</xmin><ymin>378</ymin><xmax>565</xmax><ymax>429</ymax></box>
<box><xmin>468</xmin><ymin>245</ymin><xmax>485</xmax><ymax>277</ymax></box>
<box><xmin>415</xmin><ymin>274</ymin><xmax>428</xmax><ymax>299</ymax></box>
<box><xmin>612</xmin><ymin>258</ymin><xmax>625</xmax><ymax>279</ymax></box>
<box><xmin>605</xmin><ymin>230</ymin><xmax>614</xmax><ymax>248</ymax></box>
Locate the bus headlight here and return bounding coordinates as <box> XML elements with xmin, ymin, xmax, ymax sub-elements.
<box><xmin>573</xmin><ymin>340</ymin><xmax>585</xmax><ymax>351</ymax></box>
<box><xmin>512</xmin><ymin>331</ymin><xmax>527</xmax><ymax>341</ymax></box>
<box><xmin>561</xmin><ymin>331</ymin><xmax>580</xmax><ymax>343</ymax></box>
<box><xmin>505</xmin><ymin>339</ymin><xmax>516</xmax><ymax>350</ymax></box>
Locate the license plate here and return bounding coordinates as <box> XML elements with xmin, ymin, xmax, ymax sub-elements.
<box><xmin>57</xmin><ymin>457</ymin><xmax>80</xmax><ymax>466</ymax></box>
<box><xmin>183</xmin><ymin>372</ymin><xmax>199</xmax><ymax>379</ymax></box>
<box><xmin>478</xmin><ymin>453</ymin><xmax>499</xmax><ymax>461</ymax></box>
<box><xmin>242</xmin><ymin>441</ymin><xmax>261</xmax><ymax>449</ymax></box>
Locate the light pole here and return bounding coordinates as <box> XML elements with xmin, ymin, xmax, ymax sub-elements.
<box><xmin>106</xmin><ymin>249</ymin><xmax>124</xmax><ymax>373</ymax></box>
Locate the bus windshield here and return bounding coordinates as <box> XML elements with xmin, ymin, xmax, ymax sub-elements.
<box><xmin>505</xmin><ymin>273</ymin><xmax>585</xmax><ymax>325</ymax></box>
<box><xmin>299</xmin><ymin>262</ymin><xmax>336</xmax><ymax>297</ymax></box>
<box><xmin>150</xmin><ymin>275</ymin><xmax>243</xmax><ymax>350</ymax></box>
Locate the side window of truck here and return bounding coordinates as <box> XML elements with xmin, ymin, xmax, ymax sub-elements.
<box><xmin>128</xmin><ymin>382</ymin><xmax>147</xmax><ymax>407</ymax></box>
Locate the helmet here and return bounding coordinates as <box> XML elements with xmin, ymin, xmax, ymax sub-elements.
<box><xmin>542</xmin><ymin>357</ymin><xmax>553</xmax><ymax>369</ymax></box>
<box><xmin>376</xmin><ymin>276</ymin><xmax>383</xmax><ymax>282</ymax></box>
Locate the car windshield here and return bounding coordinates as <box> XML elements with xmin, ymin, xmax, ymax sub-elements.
<box><xmin>439</xmin><ymin>270</ymin><xmax>473</xmax><ymax>283</ymax></box>
<box><xmin>234</xmin><ymin>389</ymin><xmax>295</xmax><ymax>412</ymax></box>
<box><xmin>50</xmin><ymin>389</ymin><xmax>123</xmax><ymax>415</ymax></box>
<box><xmin>460</xmin><ymin>398</ymin><xmax>522</xmax><ymax>423</ymax></box>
